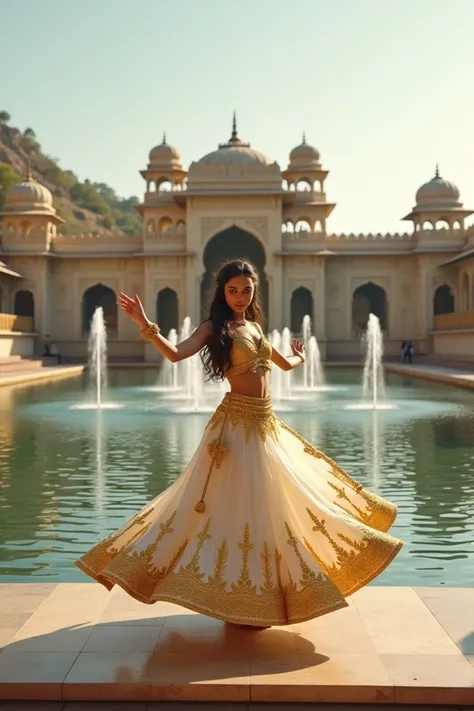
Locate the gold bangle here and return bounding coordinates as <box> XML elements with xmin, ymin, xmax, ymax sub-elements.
<box><xmin>140</xmin><ymin>322</ymin><xmax>160</xmax><ymax>341</ymax></box>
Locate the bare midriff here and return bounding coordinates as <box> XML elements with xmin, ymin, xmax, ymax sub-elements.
<box><xmin>226</xmin><ymin>368</ymin><xmax>271</xmax><ymax>399</ymax></box>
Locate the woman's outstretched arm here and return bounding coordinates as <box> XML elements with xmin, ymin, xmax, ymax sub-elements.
<box><xmin>118</xmin><ymin>292</ymin><xmax>212</xmax><ymax>362</ymax></box>
<box><xmin>271</xmin><ymin>339</ymin><xmax>306</xmax><ymax>372</ymax></box>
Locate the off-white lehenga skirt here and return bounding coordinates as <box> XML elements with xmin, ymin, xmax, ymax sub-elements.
<box><xmin>76</xmin><ymin>392</ymin><xmax>403</xmax><ymax>626</ymax></box>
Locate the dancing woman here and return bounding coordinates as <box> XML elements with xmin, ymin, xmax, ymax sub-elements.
<box><xmin>76</xmin><ymin>259</ymin><xmax>402</xmax><ymax>628</ymax></box>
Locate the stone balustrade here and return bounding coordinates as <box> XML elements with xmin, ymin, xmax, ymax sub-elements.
<box><xmin>0</xmin><ymin>314</ymin><xmax>34</xmax><ymax>332</ymax></box>
<box><xmin>434</xmin><ymin>312</ymin><xmax>474</xmax><ymax>331</ymax></box>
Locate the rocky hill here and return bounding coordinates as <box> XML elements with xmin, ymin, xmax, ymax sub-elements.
<box><xmin>0</xmin><ymin>116</ymin><xmax>142</xmax><ymax>235</ymax></box>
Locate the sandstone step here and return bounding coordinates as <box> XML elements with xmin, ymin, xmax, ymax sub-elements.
<box><xmin>0</xmin><ymin>359</ymin><xmax>45</xmax><ymax>374</ymax></box>
<box><xmin>0</xmin><ymin>355</ymin><xmax>22</xmax><ymax>365</ymax></box>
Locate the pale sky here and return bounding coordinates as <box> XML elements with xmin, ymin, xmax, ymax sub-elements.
<box><xmin>1</xmin><ymin>0</ymin><xmax>473</xmax><ymax>233</ymax></box>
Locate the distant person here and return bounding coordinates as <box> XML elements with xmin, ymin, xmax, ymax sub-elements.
<box><xmin>402</xmin><ymin>341</ymin><xmax>413</xmax><ymax>364</ymax></box>
<box><xmin>42</xmin><ymin>343</ymin><xmax>51</xmax><ymax>357</ymax></box>
<box><xmin>400</xmin><ymin>341</ymin><xmax>407</xmax><ymax>363</ymax></box>
<box><xmin>75</xmin><ymin>259</ymin><xmax>402</xmax><ymax>631</ymax></box>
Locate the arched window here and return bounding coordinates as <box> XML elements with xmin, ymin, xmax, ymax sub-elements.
<box><xmin>14</xmin><ymin>290</ymin><xmax>34</xmax><ymax>318</ymax></box>
<box><xmin>295</xmin><ymin>219</ymin><xmax>311</xmax><ymax>232</ymax></box>
<box><xmin>434</xmin><ymin>284</ymin><xmax>455</xmax><ymax>315</ymax></box>
<box><xmin>158</xmin><ymin>217</ymin><xmax>173</xmax><ymax>232</ymax></box>
<box><xmin>82</xmin><ymin>284</ymin><xmax>117</xmax><ymax>336</ymax></box>
<box><xmin>296</xmin><ymin>180</ymin><xmax>311</xmax><ymax>191</ymax></box>
<box><xmin>352</xmin><ymin>283</ymin><xmax>388</xmax><ymax>334</ymax></box>
<box><xmin>291</xmin><ymin>287</ymin><xmax>313</xmax><ymax>334</ymax></box>
<box><xmin>156</xmin><ymin>288</ymin><xmax>179</xmax><ymax>336</ymax></box>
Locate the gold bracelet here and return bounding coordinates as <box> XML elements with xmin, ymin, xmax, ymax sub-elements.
<box><xmin>139</xmin><ymin>322</ymin><xmax>160</xmax><ymax>341</ymax></box>
<box><xmin>299</xmin><ymin>353</ymin><xmax>306</xmax><ymax>364</ymax></box>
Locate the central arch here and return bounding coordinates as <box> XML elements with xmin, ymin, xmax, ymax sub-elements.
<box><xmin>201</xmin><ymin>226</ymin><xmax>268</xmax><ymax>324</ymax></box>
<box><xmin>82</xmin><ymin>283</ymin><xmax>117</xmax><ymax>336</ymax></box>
<box><xmin>352</xmin><ymin>282</ymin><xmax>388</xmax><ymax>334</ymax></box>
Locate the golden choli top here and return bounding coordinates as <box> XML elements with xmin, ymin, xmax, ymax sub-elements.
<box><xmin>226</xmin><ymin>323</ymin><xmax>273</xmax><ymax>378</ymax></box>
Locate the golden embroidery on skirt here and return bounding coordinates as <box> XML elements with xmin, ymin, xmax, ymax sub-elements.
<box><xmin>208</xmin><ymin>394</ymin><xmax>278</xmax><ymax>442</ymax></box>
<box><xmin>208</xmin><ymin>539</ymin><xmax>228</xmax><ymax>590</ymax></box>
<box><xmin>261</xmin><ymin>542</ymin><xmax>274</xmax><ymax>593</ymax></box>
<box><xmin>196</xmin><ymin>405</ymin><xmax>230</xmax><ymax>513</ymax></box>
<box><xmin>328</xmin><ymin>481</ymin><xmax>367</xmax><ymax>520</ymax></box>
<box><xmin>285</xmin><ymin>521</ymin><xmax>322</xmax><ymax>586</ymax></box>
<box><xmin>126</xmin><ymin>512</ymin><xmax>178</xmax><ymax>567</ymax></box>
<box><xmin>277</xmin><ymin>419</ymin><xmax>364</xmax><ymax>493</ymax></box>
<box><xmin>77</xmin><ymin>512</ymin><xmax>402</xmax><ymax>625</ymax></box>
<box><xmin>303</xmin><ymin>509</ymin><xmax>402</xmax><ymax>597</ymax></box>
<box><xmin>360</xmin><ymin>490</ymin><xmax>398</xmax><ymax>532</ymax></box>
<box><xmin>207</xmin><ymin>439</ymin><xmax>228</xmax><ymax>468</ymax></box>
<box><xmin>233</xmin><ymin>523</ymin><xmax>256</xmax><ymax>592</ymax></box>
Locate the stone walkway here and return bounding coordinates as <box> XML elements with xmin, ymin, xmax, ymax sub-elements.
<box><xmin>0</xmin><ymin>365</ymin><xmax>84</xmax><ymax>388</ymax></box>
<box><xmin>384</xmin><ymin>363</ymin><xmax>474</xmax><ymax>390</ymax></box>
<box><xmin>1</xmin><ymin>584</ymin><xmax>474</xmax><ymax>704</ymax></box>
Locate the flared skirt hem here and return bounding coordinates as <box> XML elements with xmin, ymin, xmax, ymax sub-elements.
<box><xmin>75</xmin><ymin>536</ymin><xmax>403</xmax><ymax>627</ymax></box>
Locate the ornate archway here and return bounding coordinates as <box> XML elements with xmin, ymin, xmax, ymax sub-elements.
<box><xmin>156</xmin><ymin>287</ymin><xmax>179</xmax><ymax>335</ymax></box>
<box><xmin>201</xmin><ymin>226</ymin><xmax>268</xmax><ymax>324</ymax></box>
<box><xmin>82</xmin><ymin>283</ymin><xmax>117</xmax><ymax>335</ymax></box>
<box><xmin>291</xmin><ymin>286</ymin><xmax>313</xmax><ymax>334</ymax></box>
<box><xmin>352</xmin><ymin>282</ymin><xmax>388</xmax><ymax>334</ymax></box>
<box><xmin>434</xmin><ymin>284</ymin><xmax>454</xmax><ymax>315</ymax></box>
<box><xmin>14</xmin><ymin>289</ymin><xmax>35</xmax><ymax>318</ymax></box>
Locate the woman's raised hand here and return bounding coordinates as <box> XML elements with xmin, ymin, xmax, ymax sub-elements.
<box><xmin>291</xmin><ymin>339</ymin><xmax>305</xmax><ymax>362</ymax></box>
<box><xmin>118</xmin><ymin>292</ymin><xmax>148</xmax><ymax>326</ymax></box>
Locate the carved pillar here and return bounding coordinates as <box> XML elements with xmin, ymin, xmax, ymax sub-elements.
<box><xmin>313</xmin><ymin>258</ymin><xmax>326</xmax><ymax>344</ymax></box>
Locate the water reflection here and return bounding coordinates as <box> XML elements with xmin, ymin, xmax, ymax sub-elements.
<box><xmin>0</xmin><ymin>369</ymin><xmax>474</xmax><ymax>586</ymax></box>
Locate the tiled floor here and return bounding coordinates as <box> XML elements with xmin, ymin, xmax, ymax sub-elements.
<box><xmin>1</xmin><ymin>584</ymin><xmax>474</xmax><ymax>704</ymax></box>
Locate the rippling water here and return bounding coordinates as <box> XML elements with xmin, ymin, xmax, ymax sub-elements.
<box><xmin>1</xmin><ymin>368</ymin><xmax>474</xmax><ymax>586</ymax></box>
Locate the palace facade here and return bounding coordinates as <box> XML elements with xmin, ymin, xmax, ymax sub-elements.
<box><xmin>1</xmin><ymin>118</ymin><xmax>474</xmax><ymax>361</ymax></box>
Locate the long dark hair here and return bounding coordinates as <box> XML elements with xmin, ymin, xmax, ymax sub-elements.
<box><xmin>200</xmin><ymin>259</ymin><xmax>263</xmax><ymax>381</ymax></box>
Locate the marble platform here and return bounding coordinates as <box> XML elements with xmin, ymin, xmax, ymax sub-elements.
<box><xmin>0</xmin><ymin>584</ymin><xmax>474</xmax><ymax>704</ymax></box>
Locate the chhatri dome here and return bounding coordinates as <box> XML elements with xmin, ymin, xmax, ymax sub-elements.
<box><xmin>4</xmin><ymin>162</ymin><xmax>55</xmax><ymax>215</ymax></box>
<box><xmin>196</xmin><ymin>113</ymin><xmax>275</xmax><ymax>167</ymax></box>
<box><xmin>289</xmin><ymin>134</ymin><xmax>321</xmax><ymax>167</ymax></box>
<box><xmin>415</xmin><ymin>165</ymin><xmax>461</xmax><ymax>207</ymax></box>
<box><xmin>148</xmin><ymin>133</ymin><xmax>182</xmax><ymax>169</ymax></box>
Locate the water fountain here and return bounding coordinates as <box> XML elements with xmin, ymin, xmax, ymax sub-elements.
<box><xmin>72</xmin><ymin>306</ymin><xmax>122</xmax><ymax>410</ymax></box>
<box><xmin>157</xmin><ymin>328</ymin><xmax>179</xmax><ymax>390</ymax></box>
<box><xmin>147</xmin><ymin>317</ymin><xmax>225</xmax><ymax>413</ymax></box>
<box><xmin>290</xmin><ymin>315</ymin><xmax>328</xmax><ymax>394</ymax></box>
<box><xmin>89</xmin><ymin>307</ymin><xmax>107</xmax><ymax>408</ymax></box>
<box><xmin>346</xmin><ymin>313</ymin><xmax>396</xmax><ymax>411</ymax></box>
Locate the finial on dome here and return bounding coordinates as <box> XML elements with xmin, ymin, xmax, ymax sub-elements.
<box><xmin>231</xmin><ymin>111</ymin><xmax>238</xmax><ymax>140</ymax></box>
<box><xmin>302</xmin><ymin>132</ymin><xmax>306</xmax><ymax>144</ymax></box>
<box><xmin>162</xmin><ymin>132</ymin><xmax>167</xmax><ymax>145</ymax></box>
<box><xmin>218</xmin><ymin>111</ymin><xmax>249</xmax><ymax>149</ymax></box>
<box><xmin>435</xmin><ymin>163</ymin><xmax>440</xmax><ymax>178</ymax></box>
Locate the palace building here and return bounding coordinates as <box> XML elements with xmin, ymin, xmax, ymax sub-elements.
<box><xmin>1</xmin><ymin>117</ymin><xmax>473</xmax><ymax>362</ymax></box>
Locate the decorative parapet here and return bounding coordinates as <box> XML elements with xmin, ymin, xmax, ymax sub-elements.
<box><xmin>52</xmin><ymin>231</ymin><xmax>142</xmax><ymax>254</ymax></box>
<box><xmin>282</xmin><ymin>230</ymin><xmax>414</xmax><ymax>251</ymax></box>
<box><xmin>326</xmin><ymin>232</ymin><xmax>412</xmax><ymax>241</ymax></box>
<box><xmin>143</xmin><ymin>227</ymin><xmax>186</xmax><ymax>253</ymax></box>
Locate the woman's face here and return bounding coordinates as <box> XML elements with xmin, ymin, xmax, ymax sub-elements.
<box><xmin>224</xmin><ymin>275</ymin><xmax>255</xmax><ymax>315</ymax></box>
